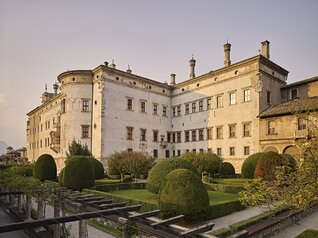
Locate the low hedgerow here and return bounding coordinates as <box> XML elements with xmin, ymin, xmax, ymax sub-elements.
<box><xmin>95</xmin><ymin>182</ymin><xmax>146</xmax><ymax>192</ymax></box>
<box><xmin>8</xmin><ymin>164</ymin><xmax>34</xmax><ymax>176</ymax></box>
<box><xmin>208</xmin><ymin>200</ymin><xmax>245</xmax><ymax>219</ymax></box>
<box><xmin>205</xmin><ymin>183</ymin><xmax>244</xmax><ymax>194</ymax></box>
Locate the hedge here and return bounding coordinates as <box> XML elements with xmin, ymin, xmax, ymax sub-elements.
<box><xmin>208</xmin><ymin>200</ymin><xmax>245</xmax><ymax>219</ymax></box>
<box><xmin>241</xmin><ymin>153</ymin><xmax>263</xmax><ymax>178</ymax></box>
<box><xmin>146</xmin><ymin>157</ymin><xmax>199</xmax><ymax>194</ymax></box>
<box><xmin>89</xmin><ymin>158</ymin><xmax>105</xmax><ymax>179</ymax></box>
<box><xmin>59</xmin><ymin>167</ymin><xmax>65</xmax><ymax>186</ymax></box>
<box><xmin>8</xmin><ymin>165</ymin><xmax>34</xmax><ymax>176</ymax></box>
<box><xmin>254</xmin><ymin>152</ymin><xmax>285</xmax><ymax>180</ymax></box>
<box><xmin>205</xmin><ymin>183</ymin><xmax>244</xmax><ymax>194</ymax></box>
<box><xmin>33</xmin><ymin>154</ymin><xmax>57</xmax><ymax>181</ymax></box>
<box><xmin>95</xmin><ymin>183</ymin><xmax>146</xmax><ymax>192</ymax></box>
<box><xmin>281</xmin><ymin>153</ymin><xmax>297</xmax><ymax>171</ymax></box>
<box><xmin>219</xmin><ymin>162</ymin><xmax>235</xmax><ymax>177</ymax></box>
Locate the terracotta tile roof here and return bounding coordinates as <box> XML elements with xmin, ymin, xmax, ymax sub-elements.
<box><xmin>281</xmin><ymin>76</ymin><xmax>318</xmax><ymax>89</ymax></box>
<box><xmin>258</xmin><ymin>97</ymin><xmax>318</xmax><ymax>118</ymax></box>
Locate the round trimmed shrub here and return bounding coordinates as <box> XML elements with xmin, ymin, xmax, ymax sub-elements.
<box><xmin>59</xmin><ymin>167</ymin><xmax>65</xmax><ymax>186</ymax></box>
<box><xmin>33</xmin><ymin>154</ymin><xmax>57</xmax><ymax>181</ymax></box>
<box><xmin>89</xmin><ymin>158</ymin><xmax>104</xmax><ymax>179</ymax></box>
<box><xmin>63</xmin><ymin>156</ymin><xmax>95</xmax><ymax>190</ymax></box>
<box><xmin>219</xmin><ymin>162</ymin><xmax>235</xmax><ymax>177</ymax></box>
<box><xmin>254</xmin><ymin>152</ymin><xmax>285</xmax><ymax>180</ymax></box>
<box><xmin>158</xmin><ymin>169</ymin><xmax>209</xmax><ymax>220</ymax></box>
<box><xmin>182</xmin><ymin>152</ymin><xmax>222</xmax><ymax>175</ymax></box>
<box><xmin>146</xmin><ymin>157</ymin><xmax>199</xmax><ymax>194</ymax></box>
<box><xmin>241</xmin><ymin>153</ymin><xmax>263</xmax><ymax>178</ymax></box>
<box><xmin>281</xmin><ymin>153</ymin><xmax>297</xmax><ymax>171</ymax></box>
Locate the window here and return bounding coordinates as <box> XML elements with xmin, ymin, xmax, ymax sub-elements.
<box><xmin>216</xmin><ymin>126</ymin><xmax>223</xmax><ymax>139</ymax></box>
<box><xmin>172</xmin><ymin>150</ymin><xmax>176</xmax><ymax>157</ymax></box>
<box><xmin>172</xmin><ymin>133</ymin><xmax>176</xmax><ymax>143</ymax></box>
<box><xmin>177</xmin><ymin>150</ymin><xmax>181</xmax><ymax>156</ymax></box>
<box><xmin>290</xmin><ymin>88</ymin><xmax>298</xmax><ymax>100</ymax></box>
<box><xmin>82</xmin><ymin>125</ymin><xmax>90</xmax><ymax>138</ymax></box>
<box><xmin>153</xmin><ymin>130</ymin><xmax>158</xmax><ymax>142</ymax></box>
<box><xmin>217</xmin><ymin>148</ymin><xmax>222</xmax><ymax>156</ymax></box>
<box><xmin>267</xmin><ymin>121</ymin><xmax>275</xmax><ymax>134</ymax></box>
<box><xmin>243</xmin><ymin>123</ymin><xmax>251</xmax><ymax>137</ymax></box>
<box><xmin>153</xmin><ymin>149</ymin><xmax>158</xmax><ymax>158</ymax></box>
<box><xmin>192</xmin><ymin>102</ymin><xmax>196</xmax><ymax>113</ymax></box>
<box><xmin>244</xmin><ymin>146</ymin><xmax>250</xmax><ymax>156</ymax></box>
<box><xmin>128</xmin><ymin>148</ymin><xmax>133</xmax><ymax>152</ymax></box>
<box><xmin>243</xmin><ymin>89</ymin><xmax>251</xmax><ymax>102</ymax></box>
<box><xmin>153</xmin><ymin>104</ymin><xmax>158</xmax><ymax>115</ymax></box>
<box><xmin>192</xmin><ymin>149</ymin><xmax>196</xmax><ymax>153</ymax></box>
<box><xmin>192</xmin><ymin>130</ymin><xmax>196</xmax><ymax>141</ymax></box>
<box><xmin>82</xmin><ymin>99</ymin><xmax>89</xmax><ymax>112</ymax></box>
<box><xmin>199</xmin><ymin>149</ymin><xmax>204</xmax><ymax>153</ymax></box>
<box><xmin>165</xmin><ymin>150</ymin><xmax>170</xmax><ymax>158</ymax></box>
<box><xmin>199</xmin><ymin>129</ymin><xmax>204</xmax><ymax>141</ymax></box>
<box><xmin>216</xmin><ymin>95</ymin><xmax>223</xmax><ymax>108</ymax></box>
<box><xmin>61</xmin><ymin>99</ymin><xmax>66</xmax><ymax>113</ymax></box>
<box><xmin>229</xmin><ymin>124</ymin><xmax>236</xmax><ymax>138</ymax></box>
<box><xmin>127</xmin><ymin>127</ymin><xmax>133</xmax><ymax>140</ymax></box>
<box><xmin>266</xmin><ymin>91</ymin><xmax>272</xmax><ymax>104</ymax></box>
<box><xmin>185</xmin><ymin>131</ymin><xmax>190</xmax><ymax>142</ymax></box>
<box><xmin>177</xmin><ymin>132</ymin><xmax>181</xmax><ymax>143</ymax></box>
<box><xmin>229</xmin><ymin>92</ymin><xmax>236</xmax><ymax>105</ymax></box>
<box><xmin>167</xmin><ymin>132</ymin><xmax>171</xmax><ymax>142</ymax></box>
<box><xmin>207</xmin><ymin>127</ymin><xmax>213</xmax><ymax>140</ymax></box>
<box><xmin>127</xmin><ymin>98</ymin><xmax>133</xmax><ymax>110</ymax></box>
<box><xmin>298</xmin><ymin>118</ymin><xmax>307</xmax><ymax>130</ymax></box>
<box><xmin>199</xmin><ymin>101</ymin><xmax>203</xmax><ymax>111</ymax></box>
<box><xmin>140</xmin><ymin>101</ymin><xmax>146</xmax><ymax>112</ymax></box>
<box><xmin>207</xmin><ymin>148</ymin><xmax>212</xmax><ymax>153</ymax></box>
<box><xmin>207</xmin><ymin>98</ymin><xmax>211</xmax><ymax>110</ymax></box>
<box><xmin>140</xmin><ymin>129</ymin><xmax>146</xmax><ymax>141</ymax></box>
<box><xmin>163</xmin><ymin>106</ymin><xmax>167</xmax><ymax>116</ymax></box>
<box><xmin>177</xmin><ymin>106</ymin><xmax>181</xmax><ymax>116</ymax></box>
<box><xmin>172</xmin><ymin>107</ymin><xmax>176</xmax><ymax>117</ymax></box>
<box><xmin>230</xmin><ymin>147</ymin><xmax>235</xmax><ymax>156</ymax></box>
<box><xmin>185</xmin><ymin>104</ymin><xmax>189</xmax><ymax>114</ymax></box>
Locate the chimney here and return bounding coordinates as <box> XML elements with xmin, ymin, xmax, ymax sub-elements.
<box><xmin>104</xmin><ymin>61</ymin><xmax>109</xmax><ymax>67</ymax></box>
<box><xmin>170</xmin><ymin>74</ymin><xmax>176</xmax><ymax>85</ymax></box>
<box><xmin>110</xmin><ymin>60</ymin><xmax>116</xmax><ymax>68</ymax></box>
<box><xmin>224</xmin><ymin>42</ymin><xmax>231</xmax><ymax>67</ymax></box>
<box><xmin>261</xmin><ymin>40</ymin><xmax>270</xmax><ymax>59</ymax></box>
<box><xmin>126</xmin><ymin>65</ymin><xmax>132</xmax><ymax>74</ymax></box>
<box><xmin>53</xmin><ymin>83</ymin><xmax>58</xmax><ymax>95</ymax></box>
<box><xmin>189</xmin><ymin>57</ymin><xmax>196</xmax><ymax>79</ymax></box>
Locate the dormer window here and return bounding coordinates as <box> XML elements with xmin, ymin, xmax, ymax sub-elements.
<box><xmin>290</xmin><ymin>88</ymin><xmax>298</xmax><ymax>100</ymax></box>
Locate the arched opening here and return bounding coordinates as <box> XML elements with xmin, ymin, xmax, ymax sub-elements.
<box><xmin>263</xmin><ymin>146</ymin><xmax>279</xmax><ymax>153</ymax></box>
<box><xmin>283</xmin><ymin>145</ymin><xmax>301</xmax><ymax>161</ymax></box>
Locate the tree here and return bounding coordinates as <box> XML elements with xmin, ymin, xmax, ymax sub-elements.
<box><xmin>66</xmin><ymin>139</ymin><xmax>91</xmax><ymax>158</ymax></box>
<box><xmin>33</xmin><ymin>154</ymin><xmax>57</xmax><ymax>181</ymax></box>
<box><xmin>125</xmin><ymin>152</ymin><xmax>154</xmax><ymax>179</ymax></box>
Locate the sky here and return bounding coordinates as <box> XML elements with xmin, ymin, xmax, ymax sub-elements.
<box><xmin>0</xmin><ymin>0</ymin><xmax>317</xmax><ymax>149</ymax></box>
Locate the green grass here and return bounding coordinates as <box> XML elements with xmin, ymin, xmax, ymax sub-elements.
<box><xmin>296</xmin><ymin>230</ymin><xmax>318</xmax><ymax>238</ymax></box>
<box><xmin>109</xmin><ymin>189</ymin><xmax>238</xmax><ymax>206</ymax></box>
<box><xmin>95</xmin><ymin>178</ymin><xmax>121</xmax><ymax>185</ymax></box>
<box><xmin>212</xmin><ymin>178</ymin><xmax>253</xmax><ymax>185</ymax></box>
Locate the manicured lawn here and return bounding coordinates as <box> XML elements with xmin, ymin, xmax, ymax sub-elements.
<box><xmin>296</xmin><ymin>229</ymin><xmax>318</xmax><ymax>238</ymax></box>
<box><xmin>109</xmin><ymin>189</ymin><xmax>238</xmax><ymax>205</ymax></box>
<box><xmin>212</xmin><ymin>178</ymin><xmax>253</xmax><ymax>185</ymax></box>
<box><xmin>95</xmin><ymin>178</ymin><xmax>121</xmax><ymax>184</ymax></box>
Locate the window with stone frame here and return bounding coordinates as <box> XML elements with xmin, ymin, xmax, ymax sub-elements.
<box><xmin>82</xmin><ymin>99</ymin><xmax>90</xmax><ymax>112</ymax></box>
<box><xmin>177</xmin><ymin>106</ymin><xmax>181</xmax><ymax>116</ymax></box>
<box><xmin>207</xmin><ymin>127</ymin><xmax>213</xmax><ymax>140</ymax></box>
<box><xmin>140</xmin><ymin>129</ymin><xmax>147</xmax><ymax>141</ymax></box>
<box><xmin>243</xmin><ymin>89</ymin><xmax>251</xmax><ymax>102</ymax></box>
<box><xmin>140</xmin><ymin>101</ymin><xmax>146</xmax><ymax>113</ymax></box>
<box><xmin>185</xmin><ymin>131</ymin><xmax>190</xmax><ymax>142</ymax></box>
<box><xmin>162</xmin><ymin>106</ymin><xmax>167</xmax><ymax>116</ymax></box>
<box><xmin>176</xmin><ymin>132</ymin><xmax>181</xmax><ymax>143</ymax></box>
<box><xmin>267</xmin><ymin>121</ymin><xmax>276</xmax><ymax>134</ymax></box>
<box><xmin>127</xmin><ymin>98</ymin><xmax>133</xmax><ymax>110</ymax></box>
<box><xmin>243</xmin><ymin>123</ymin><xmax>251</xmax><ymax>137</ymax></box>
<box><xmin>267</xmin><ymin>91</ymin><xmax>272</xmax><ymax>105</ymax></box>
<box><xmin>217</xmin><ymin>148</ymin><xmax>222</xmax><ymax>156</ymax></box>
<box><xmin>229</xmin><ymin>92</ymin><xmax>236</xmax><ymax>105</ymax></box>
<box><xmin>290</xmin><ymin>88</ymin><xmax>298</xmax><ymax>100</ymax></box>
<box><xmin>153</xmin><ymin>130</ymin><xmax>158</xmax><ymax>142</ymax></box>
<box><xmin>244</xmin><ymin>146</ymin><xmax>250</xmax><ymax>156</ymax></box>
<box><xmin>199</xmin><ymin>129</ymin><xmax>204</xmax><ymax>141</ymax></box>
<box><xmin>216</xmin><ymin>126</ymin><xmax>223</xmax><ymax>139</ymax></box>
<box><xmin>297</xmin><ymin>117</ymin><xmax>307</xmax><ymax>130</ymax></box>
<box><xmin>82</xmin><ymin>125</ymin><xmax>90</xmax><ymax>138</ymax></box>
<box><xmin>199</xmin><ymin>100</ymin><xmax>203</xmax><ymax>111</ymax></box>
<box><xmin>185</xmin><ymin>104</ymin><xmax>190</xmax><ymax>114</ymax></box>
<box><xmin>207</xmin><ymin>98</ymin><xmax>211</xmax><ymax>110</ymax></box>
<box><xmin>192</xmin><ymin>130</ymin><xmax>196</xmax><ymax>141</ymax></box>
<box><xmin>229</xmin><ymin>124</ymin><xmax>236</xmax><ymax>138</ymax></box>
<box><xmin>153</xmin><ymin>104</ymin><xmax>158</xmax><ymax>115</ymax></box>
<box><xmin>230</xmin><ymin>147</ymin><xmax>235</xmax><ymax>156</ymax></box>
<box><xmin>192</xmin><ymin>102</ymin><xmax>196</xmax><ymax>113</ymax></box>
<box><xmin>127</xmin><ymin>127</ymin><xmax>133</xmax><ymax>140</ymax></box>
<box><xmin>172</xmin><ymin>107</ymin><xmax>176</xmax><ymax>117</ymax></box>
<box><xmin>216</xmin><ymin>95</ymin><xmax>223</xmax><ymax>108</ymax></box>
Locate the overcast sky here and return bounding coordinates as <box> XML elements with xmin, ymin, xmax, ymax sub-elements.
<box><xmin>0</xmin><ymin>0</ymin><xmax>317</xmax><ymax>148</ymax></box>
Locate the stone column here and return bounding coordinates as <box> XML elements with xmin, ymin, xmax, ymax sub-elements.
<box><xmin>53</xmin><ymin>199</ymin><xmax>61</xmax><ymax>238</ymax></box>
<box><xmin>77</xmin><ymin>204</ymin><xmax>88</xmax><ymax>238</ymax></box>
<box><xmin>25</xmin><ymin>194</ymin><xmax>32</xmax><ymax>220</ymax></box>
<box><xmin>118</xmin><ymin>217</ymin><xmax>131</xmax><ymax>238</ymax></box>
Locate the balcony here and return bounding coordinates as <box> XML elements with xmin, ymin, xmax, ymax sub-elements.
<box><xmin>294</xmin><ymin>129</ymin><xmax>309</xmax><ymax>139</ymax></box>
<box><xmin>50</xmin><ymin>130</ymin><xmax>60</xmax><ymax>153</ymax></box>
<box><xmin>160</xmin><ymin>141</ymin><xmax>168</xmax><ymax>148</ymax></box>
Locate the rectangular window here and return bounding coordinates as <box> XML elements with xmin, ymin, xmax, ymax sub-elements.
<box><xmin>153</xmin><ymin>149</ymin><xmax>158</xmax><ymax>158</ymax></box>
<box><xmin>172</xmin><ymin>150</ymin><xmax>176</xmax><ymax>157</ymax></box>
<box><xmin>153</xmin><ymin>104</ymin><xmax>158</xmax><ymax>115</ymax></box>
<box><xmin>127</xmin><ymin>98</ymin><xmax>133</xmax><ymax>110</ymax></box>
<box><xmin>172</xmin><ymin>133</ymin><xmax>176</xmax><ymax>143</ymax></box>
<box><xmin>229</xmin><ymin>92</ymin><xmax>236</xmax><ymax>105</ymax></box>
<box><xmin>290</xmin><ymin>88</ymin><xmax>298</xmax><ymax>100</ymax></box>
<box><xmin>128</xmin><ymin>148</ymin><xmax>133</xmax><ymax>152</ymax></box>
<box><xmin>177</xmin><ymin>150</ymin><xmax>181</xmax><ymax>156</ymax></box>
<box><xmin>185</xmin><ymin>131</ymin><xmax>190</xmax><ymax>142</ymax></box>
<box><xmin>207</xmin><ymin>128</ymin><xmax>213</xmax><ymax>140</ymax></box>
<box><xmin>217</xmin><ymin>148</ymin><xmax>222</xmax><ymax>157</ymax></box>
<box><xmin>207</xmin><ymin>98</ymin><xmax>211</xmax><ymax>110</ymax></box>
<box><xmin>192</xmin><ymin>102</ymin><xmax>196</xmax><ymax>113</ymax></box>
<box><xmin>82</xmin><ymin>99</ymin><xmax>89</xmax><ymax>112</ymax></box>
<box><xmin>192</xmin><ymin>130</ymin><xmax>196</xmax><ymax>141</ymax></box>
<box><xmin>140</xmin><ymin>101</ymin><xmax>146</xmax><ymax>112</ymax></box>
<box><xmin>163</xmin><ymin>106</ymin><xmax>167</xmax><ymax>116</ymax></box>
<box><xmin>230</xmin><ymin>147</ymin><xmax>235</xmax><ymax>156</ymax></box>
<box><xmin>267</xmin><ymin>91</ymin><xmax>272</xmax><ymax>104</ymax></box>
<box><xmin>167</xmin><ymin>132</ymin><xmax>171</xmax><ymax>142</ymax></box>
<box><xmin>192</xmin><ymin>149</ymin><xmax>196</xmax><ymax>153</ymax></box>
<box><xmin>140</xmin><ymin>129</ymin><xmax>146</xmax><ymax>141</ymax></box>
<box><xmin>82</xmin><ymin>125</ymin><xmax>90</xmax><ymax>138</ymax></box>
<box><xmin>165</xmin><ymin>150</ymin><xmax>170</xmax><ymax>158</ymax></box>
<box><xmin>268</xmin><ymin>121</ymin><xmax>275</xmax><ymax>134</ymax></box>
<box><xmin>153</xmin><ymin>130</ymin><xmax>158</xmax><ymax>142</ymax></box>
<box><xmin>244</xmin><ymin>146</ymin><xmax>250</xmax><ymax>156</ymax></box>
<box><xmin>244</xmin><ymin>89</ymin><xmax>251</xmax><ymax>102</ymax></box>
<box><xmin>229</xmin><ymin>124</ymin><xmax>236</xmax><ymax>138</ymax></box>
<box><xmin>216</xmin><ymin>96</ymin><xmax>223</xmax><ymax>108</ymax></box>
<box><xmin>199</xmin><ymin>149</ymin><xmax>204</xmax><ymax>153</ymax></box>
<box><xmin>185</xmin><ymin>104</ymin><xmax>189</xmax><ymax>114</ymax></box>
<box><xmin>199</xmin><ymin>101</ymin><xmax>203</xmax><ymax>111</ymax></box>
<box><xmin>207</xmin><ymin>148</ymin><xmax>212</xmax><ymax>153</ymax></box>
<box><xmin>61</xmin><ymin>99</ymin><xmax>66</xmax><ymax>113</ymax></box>
<box><xmin>216</xmin><ymin>126</ymin><xmax>223</xmax><ymax>139</ymax></box>
<box><xmin>199</xmin><ymin>129</ymin><xmax>204</xmax><ymax>141</ymax></box>
<box><xmin>127</xmin><ymin>127</ymin><xmax>133</xmax><ymax>140</ymax></box>
<box><xmin>298</xmin><ymin>118</ymin><xmax>307</xmax><ymax>130</ymax></box>
<box><xmin>177</xmin><ymin>106</ymin><xmax>181</xmax><ymax>116</ymax></box>
<box><xmin>172</xmin><ymin>107</ymin><xmax>176</xmax><ymax>117</ymax></box>
<box><xmin>243</xmin><ymin>123</ymin><xmax>251</xmax><ymax>137</ymax></box>
<box><xmin>177</xmin><ymin>132</ymin><xmax>181</xmax><ymax>143</ymax></box>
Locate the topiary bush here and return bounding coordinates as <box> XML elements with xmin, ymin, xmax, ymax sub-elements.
<box><xmin>281</xmin><ymin>153</ymin><xmax>297</xmax><ymax>171</ymax></box>
<box><xmin>89</xmin><ymin>158</ymin><xmax>105</xmax><ymax>179</ymax></box>
<box><xmin>33</xmin><ymin>154</ymin><xmax>57</xmax><ymax>181</ymax></box>
<box><xmin>63</xmin><ymin>156</ymin><xmax>95</xmax><ymax>190</ymax></box>
<box><xmin>254</xmin><ymin>152</ymin><xmax>286</xmax><ymax>180</ymax></box>
<box><xmin>146</xmin><ymin>157</ymin><xmax>199</xmax><ymax>194</ymax></box>
<box><xmin>241</xmin><ymin>153</ymin><xmax>263</xmax><ymax>178</ymax></box>
<box><xmin>181</xmin><ymin>152</ymin><xmax>222</xmax><ymax>175</ymax></box>
<box><xmin>59</xmin><ymin>167</ymin><xmax>65</xmax><ymax>186</ymax></box>
<box><xmin>158</xmin><ymin>169</ymin><xmax>209</xmax><ymax>220</ymax></box>
<box><xmin>219</xmin><ymin>162</ymin><xmax>235</xmax><ymax>177</ymax></box>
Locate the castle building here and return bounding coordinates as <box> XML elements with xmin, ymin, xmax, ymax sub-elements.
<box><xmin>26</xmin><ymin>41</ymin><xmax>317</xmax><ymax>171</ymax></box>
